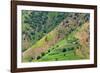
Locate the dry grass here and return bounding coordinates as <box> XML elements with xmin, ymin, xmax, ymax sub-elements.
<box><xmin>75</xmin><ymin>22</ymin><xmax>90</xmax><ymax>59</ymax></box>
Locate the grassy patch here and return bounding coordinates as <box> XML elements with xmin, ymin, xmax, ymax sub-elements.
<box><xmin>32</xmin><ymin>22</ymin><xmax>89</xmax><ymax>62</ymax></box>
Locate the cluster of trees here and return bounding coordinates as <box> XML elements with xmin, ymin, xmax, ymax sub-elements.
<box><xmin>56</xmin><ymin>13</ymin><xmax>90</xmax><ymax>40</ymax></box>
<box><xmin>22</xmin><ymin>10</ymin><xmax>68</xmax><ymax>52</ymax></box>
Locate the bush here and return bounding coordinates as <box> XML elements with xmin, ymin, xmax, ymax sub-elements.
<box><xmin>64</xmin><ymin>54</ymin><xmax>66</xmax><ymax>56</ymax></box>
<box><xmin>28</xmin><ymin>57</ymin><xmax>33</xmax><ymax>62</ymax></box>
<box><xmin>55</xmin><ymin>58</ymin><xmax>58</xmax><ymax>61</ymax></box>
<box><xmin>52</xmin><ymin>48</ymin><xmax>54</xmax><ymax>49</ymax></box>
<box><xmin>56</xmin><ymin>45</ymin><xmax>59</xmax><ymax>47</ymax></box>
<box><xmin>41</xmin><ymin>52</ymin><xmax>45</xmax><ymax>56</ymax></box>
<box><xmin>66</xmin><ymin>20</ymin><xmax>69</xmax><ymax>23</ymax></box>
<box><xmin>37</xmin><ymin>56</ymin><xmax>41</xmax><ymax>60</ymax></box>
<box><xmin>45</xmin><ymin>36</ymin><xmax>48</xmax><ymax>42</ymax></box>
<box><xmin>48</xmin><ymin>49</ymin><xmax>50</xmax><ymax>53</ymax></box>
<box><xmin>62</xmin><ymin>48</ymin><xmax>67</xmax><ymax>52</ymax></box>
<box><xmin>70</xmin><ymin>47</ymin><xmax>74</xmax><ymax>50</ymax></box>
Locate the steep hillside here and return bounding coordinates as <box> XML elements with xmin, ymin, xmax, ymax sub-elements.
<box><xmin>32</xmin><ymin>22</ymin><xmax>89</xmax><ymax>62</ymax></box>
<box><xmin>22</xmin><ymin>13</ymin><xmax>90</xmax><ymax>62</ymax></box>
<box><xmin>22</xmin><ymin>11</ymin><xmax>68</xmax><ymax>52</ymax></box>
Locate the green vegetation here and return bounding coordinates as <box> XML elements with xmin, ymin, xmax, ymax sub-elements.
<box><xmin>31</xmin><ymin>22</ymin><xmax>89</xmax><ymax>62</ymax></box>
<box><xmin>22</xmin><ymin>11</ymin><xmax>90</xmax><ymax>62</ymax></box>
<box><xmin>22</xmin><ymin>11</ymin><xmax>68</xmax><ymax>52</ymax></box>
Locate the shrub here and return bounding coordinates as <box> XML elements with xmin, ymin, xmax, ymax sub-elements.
<box><xmin>48</xmin><ymin>49</ymin><xmax>50</xmax><ymax>53</ymax></box>
<box><xmin>55</xmin><ymin>58</ymin><xmax>58</xmax><ymax>61</ymax></box>
<box><xmin>73</xmin><ymin>16</ymin><xmax>77</xmax><ymax>20</ymax></box>
<box><xmin>37</xmin><ymin>56</ymin><xmax>41</xmax><ymax>60</ymax></box>
<box><xmin>45</xmin><ymin>36</ymin><xmax>48</xmax><ymax>42</ymax></box>
<box><xmin>41</xmin><ymin>52</ymin><xmax>45</xmax><ymax>56</ymax></box>
<box><xmin>64</xmin><ymin>54</ymin><xmax>66</xmax><ymax>56</ymax></box>
<box><xmin>56</xmin><ymin>45</ymin><xmax>59</xmax><ymax>47</ymax></box>
<box><xmin>28</xmin><ymin>57</ymin><xmax>33</xmax><ymax>62</ymax></box>
<box><xmin>52</xmin><ymin>48</ymin><xmax>54</xmax><ymax>49</ymax></box>
<box><xmin>62</xmin><ymin>48</ymin><xmax>67</xmax><ymax>52</ymax></box>
<box><xmin>70</xmin><ymin>47</ymin><xmax>74</xmax><ymax>50</ymax></box>
<box><xmin>66</xmin><ymin>20</ymin><xmax>69</xmax><ymax>23</ymax></box>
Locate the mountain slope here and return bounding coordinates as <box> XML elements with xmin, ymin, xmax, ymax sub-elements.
<box><xmin>22</xmin><ymin>13</ymin><xmax>89</xmax><ymax>62</ymax></box>
<box><xmin>22</xmin><ymin>11</ymin><xmax>68</xmax><ymax>52</ymax></box>
<box><xmin>32</xmin><ymin>22</ymin><xmax>89</xmax><ymax>62</ymax></box>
